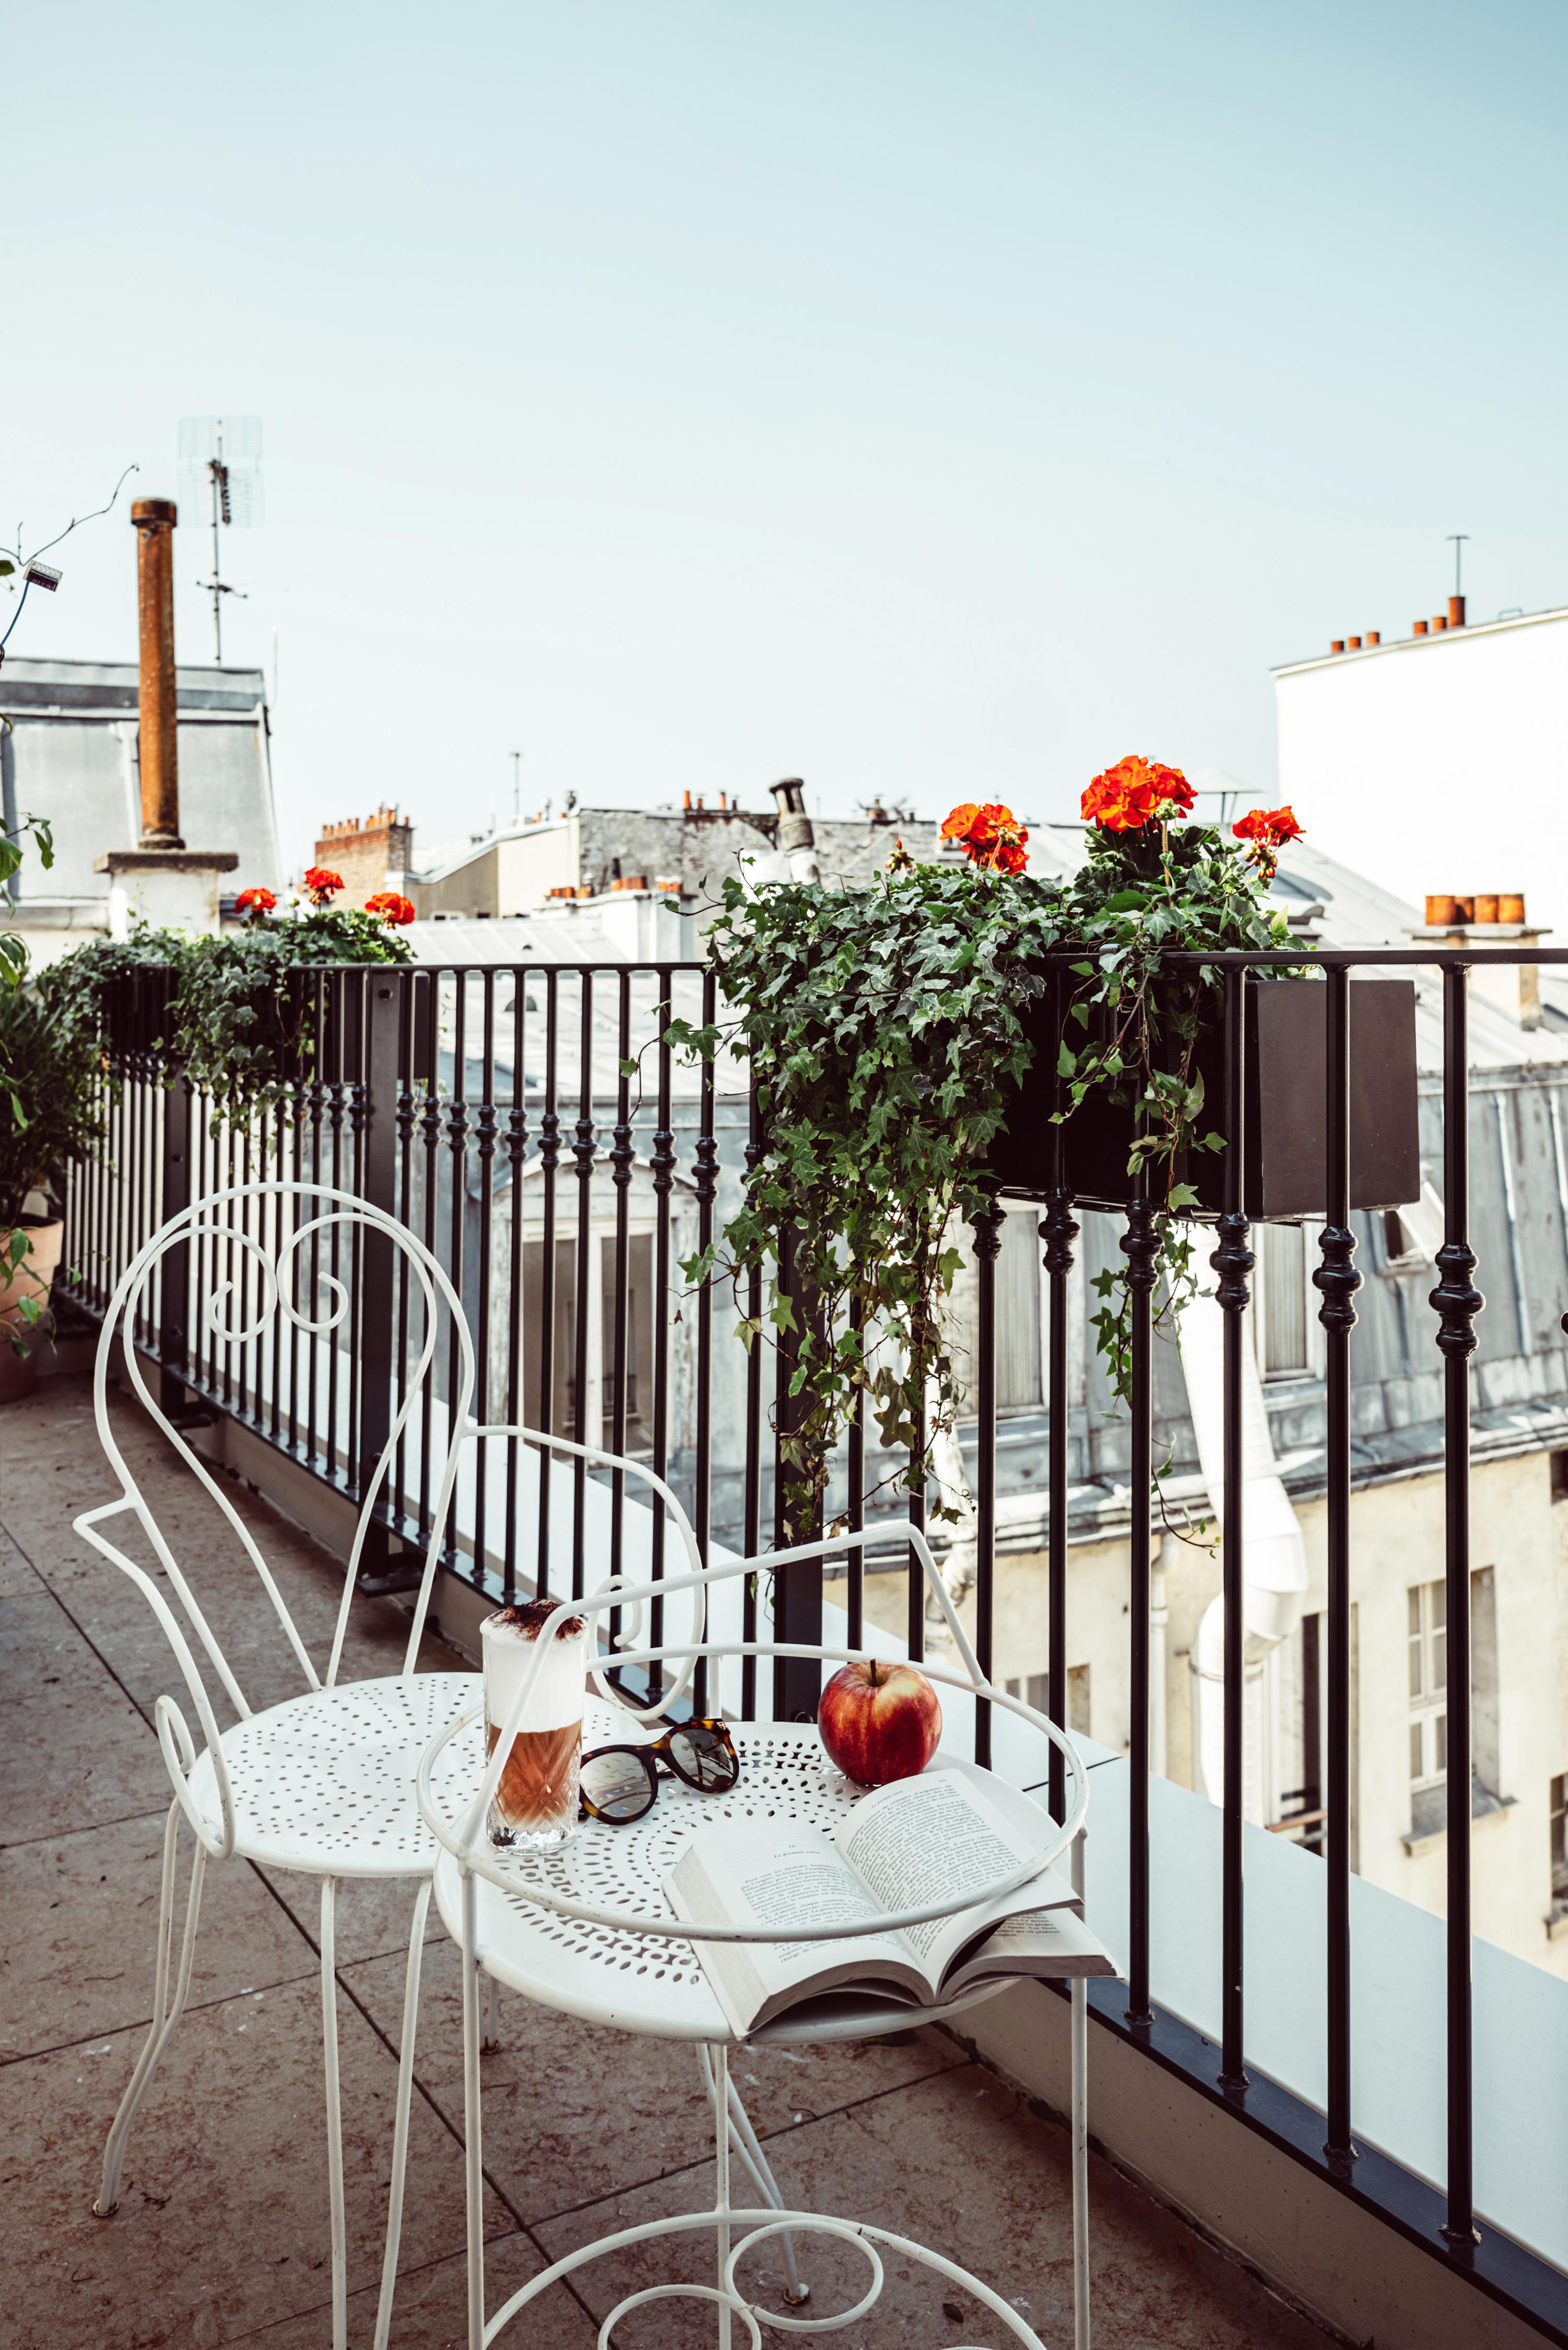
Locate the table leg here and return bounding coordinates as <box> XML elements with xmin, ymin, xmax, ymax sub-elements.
<box><xmin>695</xmin><ymin>2047</ymin><xmax>808</xmax><ymax>2306</ymax></box>
<box><xmin>710</xmin><ymin>2041</ymin><xmax>733</xmax><ymax>2350</ymax></box>
<box><xmin>1071</xmin><ymin>1832</ymin><xmax>1091</xmax><ymax>2350</ymax></box>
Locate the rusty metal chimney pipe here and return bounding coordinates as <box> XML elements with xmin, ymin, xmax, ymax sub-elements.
<box><xmin>132</xmin><ymin>497</ymin><xmax>181</xmax><ymax>848</ymax></box>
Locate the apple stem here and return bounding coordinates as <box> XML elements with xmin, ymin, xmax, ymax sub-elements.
<box><xmin>868</xmin><ymin>1660</ymin><xmax>883</xmax><ymax>1687</ymax></box>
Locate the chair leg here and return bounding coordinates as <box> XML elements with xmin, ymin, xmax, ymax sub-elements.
<box><xmin>372</xmin><ymin>1879</ymin><xmax>431</xmax><ymax>2350</ymax></box>
<box><xmin>321</xmin><ymin>1876</ymin><xmax>349</xmax><ymax>2350</ymax></box>
<box><xmin>95</xmin><ymin>1799</ymin><xmax>208</xmax><ymax>2218</ymax></box>
<box><xmin>482</xmin><ymin>1968</ymin><xmax>500</xmax><ymax>2051</ymax></box>
<box><xmin>460</xmin><ymin>1870</ymin><xmax>487</xmax><ymax>2350</ymax></box>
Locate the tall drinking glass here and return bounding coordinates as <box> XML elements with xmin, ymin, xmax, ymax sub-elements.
<box><xmin>481</xmin><ymin>1600</ymin><xmax>589</xmax><ymax>1852</ymax></box>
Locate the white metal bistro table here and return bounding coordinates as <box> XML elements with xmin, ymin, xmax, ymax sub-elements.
<box><xmin>422</xmin><ymin>1689</ymin><xmax>1093</xmax><ymax>2349</ymax></box>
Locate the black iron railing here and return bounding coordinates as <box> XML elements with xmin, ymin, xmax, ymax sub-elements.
<box><xmin>57</xmin><ymin>946</ymin><xmax>1568</xmax><ymax>2343</ymax></box>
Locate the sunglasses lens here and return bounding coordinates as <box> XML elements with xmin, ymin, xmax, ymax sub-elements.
<box><xmin>581</xmin><ymin>1750</ymin><xmax>656</xmax><ymax>1823</ymax></box>
<box><xmin>669</xmin><ymin>1724</ymin><xmax>739</xmax><ymax>1790</ymax></box>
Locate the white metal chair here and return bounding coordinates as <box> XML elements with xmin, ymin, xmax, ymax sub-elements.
<box><xmin>415</xmin><ymin>1522</ymin><xmax>1095</xmax><ymax>2350</ymax></box>
<box><xmin>75</xmin><ymin>1180</ymin><xmax>709</xmax><ymax>2350</ymax></box>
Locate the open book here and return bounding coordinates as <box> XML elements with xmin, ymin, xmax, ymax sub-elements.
<box><xmin>665</xmin><ymin>1756</ymin><xmax>1114</xmax><ymax>2037</ymax></box>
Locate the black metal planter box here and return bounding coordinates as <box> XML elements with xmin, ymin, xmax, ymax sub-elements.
<box><xmin>989</xmin><ymin>977</ymin><xmax>1420</xmax><ymax>1220</ymax></box>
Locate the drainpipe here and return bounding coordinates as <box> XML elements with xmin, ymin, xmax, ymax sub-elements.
<box><xmin>1150</xmin><ymin>1534</ymin><xmax>1172</xmax><ymax>1777</ymax></box>
<box><xmin>769</xmin><ymin>777</ymin><xmax>821</xmax><ymax>884</ymax></box>
<box><xmin>1177</xmin><ymin>1276</ymin><xmax>1308</xmax><ymax>1820</ymax></box>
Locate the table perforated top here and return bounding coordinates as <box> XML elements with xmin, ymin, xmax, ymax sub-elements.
<box><xmin>428</xmin><ymin>1701</ymin><xmax>1033</xmax><ymax>2045</ymax></box>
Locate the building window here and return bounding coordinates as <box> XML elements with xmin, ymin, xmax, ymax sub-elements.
<box><xmin>1552</xmin><ymin>1777</ymin><xmax>1568</xmax><ymax>1908</ymax></box>
<box><xmin>1002</xmin><ymin>1666</ymin><xmax>1090</xmax><ymax>1735</ymax></box>
<box><xmin>1552</xmin><ymin>1451</ymin><xmax>1568</xmax><ymax>1504</ymax></box>
<box><xmin>1255</xmin><ymin>1222</ymin><xmax>1311</xmax><ymax>1378</ymax></box>
<box><xmin>952</xmin><ymin>1207</ymin><xmax>1042</xmax><ymax>1414</ymax></box>
<box><xmin>1408</xmin><ymin>1578</ymin><xmax>1447</xmax><ymax>1790</ymax></box>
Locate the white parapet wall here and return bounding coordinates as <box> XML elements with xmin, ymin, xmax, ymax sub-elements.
<box><xmin>1273</xmin><ymin>609</ymin><xmax>1568</xmax><ymax>936</ymax></box>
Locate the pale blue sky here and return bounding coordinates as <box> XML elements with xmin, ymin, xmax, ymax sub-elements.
<box><xmin>7</xmin><ymin>1</ymin><xmax>1565</xmax><ymax>871</ymax></box>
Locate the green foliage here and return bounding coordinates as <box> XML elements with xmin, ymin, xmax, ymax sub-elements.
<box><xmin>0</xmin><ymin>808</ymin><xmax>53</xmax><ymax>991</ymax></box>
<box><xmin>0</xmin><ymin>962</ymin><xmax>105</xmax><ymax>1228</ymax></box>
<box><xmin>679</xmin><ymin>823</ymin><xmax>1302</xmax><ymax>1531</ymax></box>
<box><xmin>52</xmin><ymin>906</ymin><xmax>413</xmax><ymax>1125</ymax></box>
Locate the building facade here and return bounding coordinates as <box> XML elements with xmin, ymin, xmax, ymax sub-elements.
<box><xmin>0</xmin><ymin>654</ymin><xmax>280</xmax><ymax>964</ymax></box>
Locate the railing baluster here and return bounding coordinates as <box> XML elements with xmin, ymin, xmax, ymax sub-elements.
<box><xmin>502</xmin><ymin>971</ymin><xmax>526</xmax><ymax>1604</ymax></box>
<box><xmin>608</xmin><ymin>971</ymin><xmax>634</xmax><ymax>1598</ymax></box>
<box><xmin>346</xmin><ymin>973</ymin><xmax>367</xmax><ymax>1497</ymax></box>
<box><xmin>741</xmin><ymin>1066</ymin><xmax>762</xmax><ymax>1720</ymax></box>
<box><xmin>537</xmin><ymin>970</ymin><xmax>560</xmax><ymax>1599</ymax></box>
<box><xmin>1042</xmin><ymin>972</ymin><xmax>1079</xmax><ymax>1829</ymax></box>
<box><xmin>693</xmin><ymin>970</ymin><xmax>718</xmax><ymax>1718</ymax></box>
<box><xmin>1315</xmin><ymin>961</ymin><xmax>1362</xmax><ymax>2166</ymax></box>
<box><xmin>326</xmin><ymin>975</ymin><xmax>346</xmax><ymax>1465</ymax></box>
<box><xmin>417</xmin><ymin>972</ymin><xmax>443</xmax><ymax>1543</ymax></box>
<box><xmin>845</xmin><ymin>1292</ymin><xmax>864</xmax><ymax>1659</ymax></box>
<box><xmin>446</xmin><ymin>972</ymin><xmax>471</xmax><ymax>1567</ymax></box>
<box><xmin>972</xmin><ymin>1205</ymin><xmax>1000</xmax><ymax>1768</ymax></box>
<box><xmin>1213</xmin><ymin>967</ymin><xmax>1253</xmax><ymax>2093</ymax></box>
<box><xmin>395</xmin><ymin>972</ymin><xmax>420</xmax><ymax>1538</ymax></box>
<box><xmin>650</xmin><ymin>971</ymin><xmax>676</xmax><ymax>1685</ymax></box>
<box><xmin>1433</xmin><ymin>962</ymin><xmax>1483</xmax><ymax>2245</ymax></box>
<box><xmin>1123</xmin><ymin>1084</ymin><xmax>1160</xmax><ymax>2030</ymax></box>
<box><xmin>474</xmin><ymin>970</ymin><xmax>498</xmax><ymax>1589</ymax></box>
<box><xmin>906</xmin><ymin>1371</ymin><xmax>926</xmax><ymax>1666</ymax></box>
<box><xmin>571</xmin><ymin>971</ymin><xmax>594</xmax><ymax>1602</ymax></box>
<box><xmin>307</xmin><ymin>976</ymin><xmax>326</xmax><ymax>1470</ymax></box>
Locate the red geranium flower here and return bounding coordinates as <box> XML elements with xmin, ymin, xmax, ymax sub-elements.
<box><xmin>303</xmin><ymin>865</ymin><xmax>344</xmax><ymax>907</ymax></box>
<box><xmin>233</xmin><ymin>886</ymin><xmax>276</xmax><ymax>919</ymax></box>
<box><xmin>1232</xmin><ymin>805</ymin><xmax>1304</xmax><ymax>878</ymax></box>
<box><xmin>365</xmin><ymin>891</ymin><xmax>416</xmax><ymax>926</ymax></box>
<box><xmin>1081</xmin><ymin>756</ymin><xmax>1195</xmax><ymax>833</ymax></box>
<box><xmin>1232</xmin><ymin>805</ymin><xmax>1303</xmax><ymax>849</ymax></box>
<box><xmin>939</xmin><ymin>801</ymin><xmax>1030</xmax><ymax>874</ymax></box>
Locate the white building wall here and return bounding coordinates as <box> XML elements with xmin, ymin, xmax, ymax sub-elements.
<box><xmin>1274</xmin><ymin>610</ymin><xmax>1568</xmax><ymax>934</ymax></box>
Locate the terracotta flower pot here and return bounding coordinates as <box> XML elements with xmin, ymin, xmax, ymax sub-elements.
<box><xmin>0</xmin><ymin>1218</ymin><xmax>64</xmax><ymax>1319</ymax></box>
<box><xmin>1</xmin><ymin>1221</ymin><xmax>64</xmax><ymax>1402</ymax></box>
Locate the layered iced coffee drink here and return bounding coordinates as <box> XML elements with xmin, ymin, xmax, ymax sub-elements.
<box><xmin>480</xmin><ymin>1600</ymin><xmax>590</xmax><ymax>1852</ymax></box>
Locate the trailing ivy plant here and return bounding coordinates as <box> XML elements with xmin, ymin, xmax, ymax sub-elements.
<box><xmin>672</xmin><ymin>767</ymin><xmax>1306</xmax><ymax>1538</ymax></box>
<box><xmin>50</xmin><ymin>871</ymin><xmax>414</xmax><ymax>1126</ymax></box>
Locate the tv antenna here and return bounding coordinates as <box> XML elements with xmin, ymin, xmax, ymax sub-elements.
<box><xmin>178</xmin><ymin>416</ymin><xmax>262</xmax><ymax>661</ymax></box>
<box><xmin>1447</xmin><ymin>533</ymin><xmax>1469</xmax><ymax>596</ymax></box>
<box><xmin>511</xmin><ymin>749</ymin><xmax>522</xmax><ymax>827</ymax></box>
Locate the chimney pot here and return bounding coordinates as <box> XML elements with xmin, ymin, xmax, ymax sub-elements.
<box><xmin>1449</xmin><ymin>594</ymin><xmax>1467</xmax><ymax>629</ymax></box>
<box><xmin>1366</xmin><ymin>629</ymin><xmax>1381</xmax><ymax>645</ymax></box>
<box><xmin>1500</xmin><ymin>892</ymin><xmax>1526</xmax><ymax>924</ymax></box>
<box><xmin>1473</xmin><ymin>894</ymin><xmax>1500</xmax><ymax>924</ymax></box>
<box><xmin>1347</xmin><ymin>635</ymin><xmax>1362</xmax><ymax>650</ymax></box>
<box><xmin>1330</xmin><ymin>638</ymin><xmax>1346</xmax><ymax>654</ymax></box>
<box><xmin>131</xmin><ymin>497</ymin><xmax>181</xmax><ymax>848</ymax></box>
<box><xmin>1433</xmin><ymin>614</ymin><xmax>1447</xmax><ymax>631</ymax></box>
<box><xmin>1426</xmin><ymin>895</ymin><xmax>1460</xmax><ymax>926</ymax></box>
<box><xmin>1414</xmin><ymin>619</ymin><xmax>1429</xmax><ymax>634</ymax></box>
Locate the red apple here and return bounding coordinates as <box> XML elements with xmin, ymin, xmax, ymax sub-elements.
<box><xmin>817</xmin><ymin>1659</ymin><xmax>942</xmax><ymax>1787</ymax></box>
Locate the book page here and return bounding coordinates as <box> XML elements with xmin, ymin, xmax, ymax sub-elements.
<box><xmin>832</xmin><ymin>1764</ymin><xmax>1065</xmax><ymax>1980</ymax></box>
<box><xmin>666</xmin><ymin>1819</ymin><xmax>928</xmax><ymax>2035</ymax></box>
<box><xmin>944</xmin><ymin>1904</ymin><xmax>1116</xmax><ymax>1994</ymax></box>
